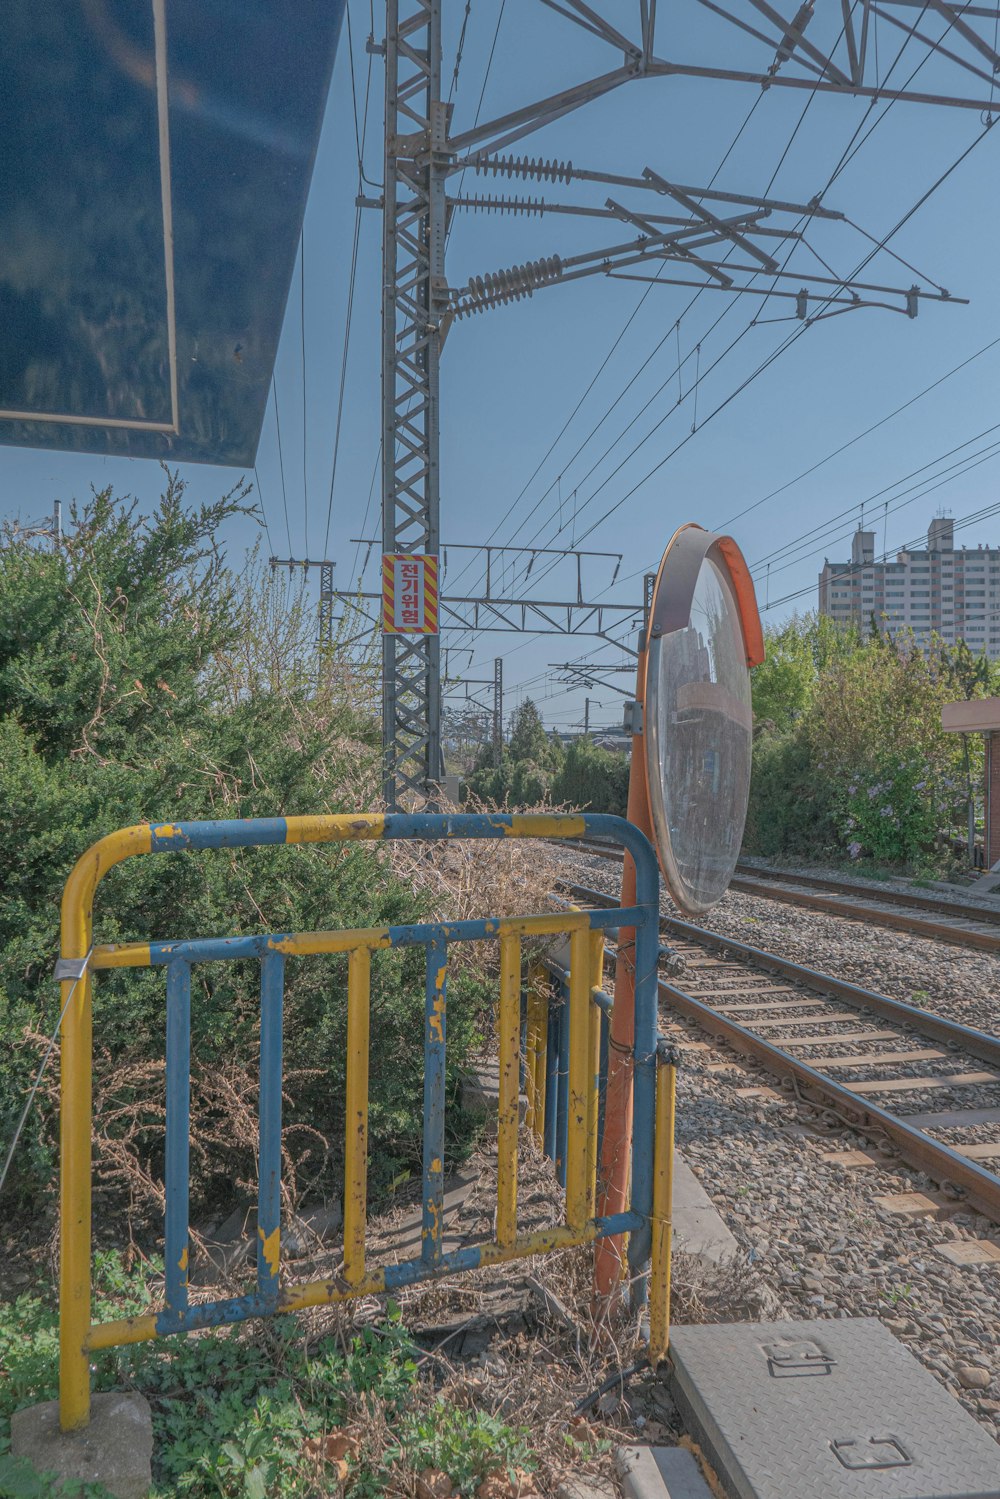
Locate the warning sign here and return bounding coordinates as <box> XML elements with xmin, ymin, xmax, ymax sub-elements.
<box><xmin>382</xmin><ymin>553</ymin><xmax>439</xmax><ymax>634</ymax></box>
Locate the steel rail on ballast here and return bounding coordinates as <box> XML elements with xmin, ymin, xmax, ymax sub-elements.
<box><xmin>564</xmin><ymin>879</ymin><xmax>1000</xmax><ymax>1224</ymax></box>
<box><xmin>558</xmin><ymin>838</ymin><xmax>1000</xmax><ymax>953</ymax></box>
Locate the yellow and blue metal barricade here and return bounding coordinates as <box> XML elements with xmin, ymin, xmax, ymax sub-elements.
<box><xmin>57</xmin><ymin>811</ymin><xmax>668</xmax><ymax>1431</ymax></box>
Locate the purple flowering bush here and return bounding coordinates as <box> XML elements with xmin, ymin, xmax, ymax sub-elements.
<box><xmin>836</xmin><ymin>755</ymin><xmax>963</xmax><ymax>865</ymax></box>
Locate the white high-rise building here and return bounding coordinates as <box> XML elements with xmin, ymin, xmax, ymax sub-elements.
<box><xmin>818</xmin><ymin>517</ymin><xmax>1000</xmax><ymax>657</ymax></box>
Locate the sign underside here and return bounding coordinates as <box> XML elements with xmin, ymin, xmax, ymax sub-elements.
<box><xmin>0</xmin><ymin>0</ymin><xmax>344</xmax><ymax>466</ymax></box>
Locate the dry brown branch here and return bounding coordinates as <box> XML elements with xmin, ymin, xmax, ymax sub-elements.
<box><xmin>391</xmin><ymin>796</ymin><xmax>562</xmax><ymax>978</ymax></box>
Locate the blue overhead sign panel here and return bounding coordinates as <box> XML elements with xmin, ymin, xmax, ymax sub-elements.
<box><xmin>0</xmin><ymin>0</ymin><xmax>345</xmax><ymax>466</ymax></box>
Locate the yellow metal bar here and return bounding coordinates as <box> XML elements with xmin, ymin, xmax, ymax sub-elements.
<box><xmin>508</xmin><ymin>813</ymin><xmax>586</xmax><ymax>840</ymax></box>
<box><xmin>586</xmin><ymin>930</ymin><xmax>604</xmax><ymax>1217</ymax></box>
<box><xmin>60</xmin><ymin>824</ymin><xmax>153</xmax><ymax>1432</ymax></box>
<box><xmin>497</xmin><ymin>934</ymin><xmax>521</xmax><ymax>1248</ymax></box>
<box><xmin>284</xmin><ymin>813</ymin><xmax>386</xmax><ymax>843</ymax></box>
<box><xmin>526</xmin><ymin>965</ymin><xmax>548</xmax><ymax>1148</ymax></box>
<box><xmin>497</xmin><ymin>911</ymin><xmax>591</xmax><ymax>938</ymax></box>
<box><xmin>565</xmin><ymin>926</ymin><xmax>591</xmax><ymax>1231</ymax></box>
<box><xmin>524</xmin><ymin>978</ymin><xmax>537</xmax><ymax>1138</ymax></box>
<box><xmin>344</xmin><ymin>947</ymin><xmax>371</xmax><ymax>1285</ymax></box>
<box><xmin>279</xmin><ymin>1268</ymin><xmax>387</xmax><ymax>1311</ymax></box>
<box><xmin>88</xmin><ymin>942</ymin><xmax>152</xmax><ymax>970</ymax></box>
<box><xmin>648</xmin><ymin>1056</ymin><xmax>676</xmax><ymax>1366</ymax></box>
<box><xmin>85</xmin><ymin>1314</ymin><xmax>159</xmax><ymax>1351</ymax></box>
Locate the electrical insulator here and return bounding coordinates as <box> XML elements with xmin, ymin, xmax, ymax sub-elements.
<box><xmin>473</xmin><ymin>153</ymin><xmax>573</xmax><ymax>185</ymax></box>
<box><xmin>462</xmin><ymin>195</ymin><xmax>546</xmax><ymax>217</ymax></box>
<box><xmin>454</xmin><ymin>255</ymin><xmax>564</xmax><ymax>318</ymax></box>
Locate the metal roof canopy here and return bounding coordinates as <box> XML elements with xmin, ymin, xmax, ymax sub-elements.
<box><xmin>0</xmin><ymin>0</ymin><xmax>345</xmax><ymax>467</ymax></box>
<box><xmin>942</xmin><ymin>699</ymin><xmax>1000</xmax><ymax>734</ymax></box>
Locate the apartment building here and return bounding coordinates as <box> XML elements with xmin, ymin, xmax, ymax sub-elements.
<box><xmin>818</xmin><ymin>517</ymin><xmax>1000</xmax><ymax>657</ymax></box>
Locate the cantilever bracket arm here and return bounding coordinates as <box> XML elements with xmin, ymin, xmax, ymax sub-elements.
<box><xmin>605</xmin><ymin>199</ymin><xmax>735</xmax><ymax>286</ymax></box>
<box><xmin>641</xmin><ymin>167</ymin><xmax>779</xmax><ymax>271</ymax></box>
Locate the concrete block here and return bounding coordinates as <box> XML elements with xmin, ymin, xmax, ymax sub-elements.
<box><xmin>671</xmin><ymin>1154</ymin><xmax>738</xmax><ymax>1266</ymax></box>
<box><xmin>11</xmin><ymin>1391</ymin><xmax>153</xmax><ymax>1499</ymax></box>
<box><xmin>615</xmin><ymin>1445</ymin><xmax>714</xmax><ymax>1499</ymax></box>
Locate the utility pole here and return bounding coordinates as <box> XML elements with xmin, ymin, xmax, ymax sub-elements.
<box><xmin>269</xmin><ymin>556</ymin><xmax>337</xmax><ymax>667</ymax></box>
<box><xmin>584</xmin><ymin>697</ymin><xmax>590</xmax><ymax>736</ymax></box>
<box><xmin>493</xmin><ymin>657</ymin><xmax>503</xmax><ymax>767</ymax></box>
<box><xmin>380</xmin><ymin>0</ymin><xmax>446</xmax><ymax>806</ymax></box>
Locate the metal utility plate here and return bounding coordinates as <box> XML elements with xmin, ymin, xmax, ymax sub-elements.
<box><xmin>0</xmin><ymin>0</ymin><xmax>344</xmax><ymax>466</ymax></box>
<box><xmin>669</xmin><ymin>1318</ymin><xmax>1000</xmax><ymax>1499</ymax></box>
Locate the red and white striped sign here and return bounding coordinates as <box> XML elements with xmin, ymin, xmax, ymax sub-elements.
<box><xmin>382</xmin><ymin>553</ymin><xmax>439</xmax><ymax>634</ymax></box>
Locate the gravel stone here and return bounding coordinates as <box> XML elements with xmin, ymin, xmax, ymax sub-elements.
<box><xmin>558</xmin><ymin>847</ymin><xmax>1000</xmax><ymax>1446</ymax></box>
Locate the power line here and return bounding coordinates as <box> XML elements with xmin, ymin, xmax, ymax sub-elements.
<box><xmin>718</xmin><ymin>335</ymin><xmax>1000</xmax><ymax>533</ymax></box>
<box><xmin>763</xmin><ymin>481</ymin><xmax>1000</xmax><ymax>615</ymax></box>
<box><xmin>488</xmin><ymin>6</ymin><xmax>950</xmax><ymax>599</ymax></box>
<box><xmin>323</xmin><ymin>0</ymin><xmax>374</xmax><ymax>556</ymax></box>
<box><xmin>754</xmin><ymin>426</ymin><xmax>1000</xmax><ymax>585</ymax></box>
<box><xmin>271</xmin><ymin>373</ymin><xmax>292</xmax><ymax>553</ymax></box>
<box><xmin>539</xmin><ymin>114</ymin><xmax>994</xmax><ymax>576</ymax></box>
<box><xmin>253</xmin><ymin>464</ymin><xmax>275</xmax><ymax>553</ymax></box>
<box><xmin>444</xmin><ymin>94</ymin><xmax>769</xmax><ymax>601</ymax></box>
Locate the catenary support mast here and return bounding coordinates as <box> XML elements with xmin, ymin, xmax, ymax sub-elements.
<box><xmin>382</xmin><ymin>0</ymin><xmax>446</xmax><ymax>806</ymax></box>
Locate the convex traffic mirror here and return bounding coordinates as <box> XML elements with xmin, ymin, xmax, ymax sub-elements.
<box><xmin>644</xmin><ymin>524</ymin><xmax>764</xmax><ymax>916</ymax></box>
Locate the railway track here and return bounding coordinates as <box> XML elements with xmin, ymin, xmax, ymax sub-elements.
<box><xmin>565</xmin><ymin>878</ymin><xmax>1000</xmax><ymax>1225</ymax></box>
<box><xmin>561</xmin><ymin>838</ymin><xmax>1000</xmax><ymax>953</ymax></box>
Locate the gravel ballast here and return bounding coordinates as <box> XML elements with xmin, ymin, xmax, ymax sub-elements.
<box><xmin>557</xmin><ymin>847</ymin><xmax>1000</xmax><ymax>1442</ymax></box>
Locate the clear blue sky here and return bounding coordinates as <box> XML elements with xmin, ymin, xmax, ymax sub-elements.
<box><xmin>3</xmin><ymin>3</ymin><xmax>999</xmax><ymax>735</ymax></box>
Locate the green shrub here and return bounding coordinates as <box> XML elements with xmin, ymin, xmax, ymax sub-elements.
<box><xmin>0</xmin><ymin>1260</ymin><xmax>533</xmax><ymax>1499</ymax></box>
<box><xmin>551</xmin><ymin>737</ymin><xmax>628</xmax><ymax>816</ymax></box>
<box><xmin>0</xmin><ymin>480</ymin><xmax>479</xmax><ymax>1221</ymax></box>
<box><xmin>747</xmin><ymin>615</ymin><xmax>993</xmax><ymax>868</ymax></box>
<box><xmin>746</xmin><ymin>731</ymin><xmax>838</xmax><ymax>858</ymax></box>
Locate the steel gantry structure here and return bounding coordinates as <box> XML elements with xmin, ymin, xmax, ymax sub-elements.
<box><xmin>375</xmin><ymin>0</ymin><xmax>999</xmax><ymax>806</ymax></box>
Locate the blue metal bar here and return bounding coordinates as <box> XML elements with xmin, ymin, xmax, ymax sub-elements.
<box><xmin>556</xmin><ymin>982</ymin><xmax>570</xmax><ymax>1189</ymax></box>
<box><xmin>597</xmin><ymin>1008</ymin><xmax>609</xmax><ymax>1161</ymax></box>
<box><xmin>626</xmin><ymin>858</ymin><xmax>661</xmax><ymax>1287</ymax></box>
<box><xmin>164</xmin><ymin>960</ymin><xmax>191</xmax><ymax>1322</ymax></box>
<box><xmin>422</xmin><ymin>937</ymin><xmax>447</xmax><ymax>1266</ymax></box>
<box><xmin>257</xmin><ymin>952</ymin><xmax>284</xmax><ymax>1306</ymax></box>
<box><xmin>151</xmin><ymin>1210</ymin><xmax>644</xmax><ymax>1336</ymax></box>
<box><xmin>543</xmin><ymin>997</ymin><xmax>559</xmax><ymax>1162</ymax></box>
<box><xmin>146</xmin><ymin>813</ymin><xmax>658</xmax><ymax>881</ymax></box>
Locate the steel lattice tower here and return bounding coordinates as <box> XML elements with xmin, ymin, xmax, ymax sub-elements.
<box><xmin>381</xmin><ymin>0</ymin><xmax>446</xmax><ymax>806</ymax></box>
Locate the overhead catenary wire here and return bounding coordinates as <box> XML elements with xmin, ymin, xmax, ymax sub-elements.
<box><xmin>751</xmin><ymin>426</ymin><xmax>1000</xmax><ymax>585</ymax></box>
<box><xmin>478</xmin><ymin>5</ymin><xmax>954</xmax><ymax>605</ymax></box>
<box><xmin>271</xmin><ymin>373</ymin><xmax>292</xmax><ymax>554</ymax></box>
<box><xmin>444</xmin><ymin>90</ymin><xmax>770</xmax><ymax>601</ymax></box>
<box><xmin>717</xmin><ymin>334</ymin><xmax>1000</xmax><ymax>533</ymax></box>
<box><xmin>323</xmin><ymin>0</ymin><xmax>376</xmax><ymax>557</ymax></box>
<box><xmin>762</xmin><ymin>485</ymin><xmax>1000</xmax><ymax>615</ymax></box>
<box><xmin>537</xmin><ymin>111</ymin><xmax>995</xmax><ymax>588</ymax></box>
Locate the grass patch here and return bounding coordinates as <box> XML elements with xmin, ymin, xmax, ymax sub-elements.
<box><xmin>0</xmin><ymin>1256</ymin><xmax>537</xmax><ymax>1498</ymax></box>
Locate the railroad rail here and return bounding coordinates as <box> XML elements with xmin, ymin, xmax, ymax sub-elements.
<box><xmin>560</xmin><ymin>838</ymin><xmax>1000</xmax><ymax>953</ymax></box>
<box><xmin>563</xmin><ymin>878</ymin><xmax>1000</xmax><ymax>1225</ymax></box>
